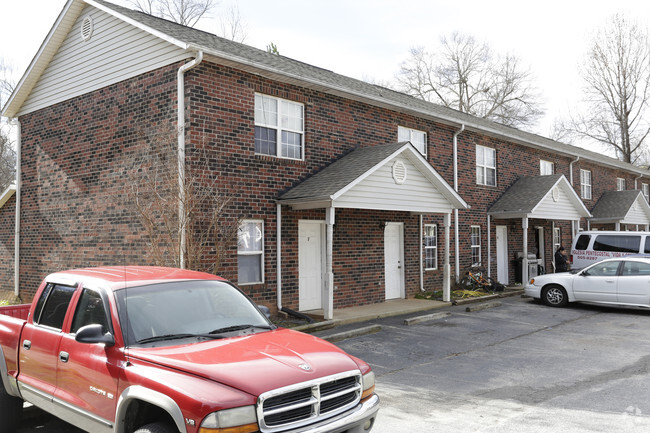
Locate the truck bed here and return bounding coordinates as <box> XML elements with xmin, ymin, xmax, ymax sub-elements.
<box><xmin>0</xmin><ymin>304</ymin><xmax>30</xmax><ymax>320</ymax></box>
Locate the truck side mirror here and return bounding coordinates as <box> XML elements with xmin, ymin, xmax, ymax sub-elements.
<box><xmin>75</xmin><ymin>324</ymin><xmax>115</xmax><ymax>346</ymax></box>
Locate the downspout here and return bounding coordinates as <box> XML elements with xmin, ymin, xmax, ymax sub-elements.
<box><xmin>569</xmin><ymin>155</ymin><xmax>580</xmax><ymax>235</ymax></box>
<box><xmin>419</xmin><ymin>214</ymin><xmax>424</xmax><ymax>292</ymax></box>
<box><xmin>177</xmin><ymin>51</ymin><xmax>203</xmax><ymax>268</ymax></box>
<box><xmin>453</xmin><ymin>124</ymin><xmax>465</xmax><ymax>281</ymax></box>
<box><xmin>634</xmin><ymin>174</ymin><xmax>642</xmax><ymax>190</ymax></box>
<box><xmin>12</xmin><ymin>119</ymin><xmax>21</xmax><ymax>298</ymax></box>
<box><xmin>277</xmin><ymin>203</ymin><xmax>282</xmax><ymax>311</ymax></box>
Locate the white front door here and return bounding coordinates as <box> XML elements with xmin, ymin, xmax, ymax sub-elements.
<box><xmin>384</xmin><ymin>223</ymin><xmax>404</xmax><ymax>300</ymax></box>
<box><xmin>496</xmin><ymin>226</ymin><xmax>509</xmax><ymax>284</ymax></box>
<box><xmin>299</xmin><ymin>221</ymin><xmax>325</xmax><ymax>311</ymax></box>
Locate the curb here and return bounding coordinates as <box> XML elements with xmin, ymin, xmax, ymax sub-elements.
<box><xmin>403</xmin><ymin>312</ymin><xmax>451</xmax><ymax>326</ymax></box>
<box><xmin>452</xmin><ymin>288</ymin><xmax>524</xmax><ymax>306</ymax></box>
<box><xmin>465</xmin><ymin>301</ymin><xmax>502</xmax><ymax>312</ymax></box>
<box><xmin>321</xmin><ymin>325</ymin><xmax>383</xmax><ymax>343</ymax></box>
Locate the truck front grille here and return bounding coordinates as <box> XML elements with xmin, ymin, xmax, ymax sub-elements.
<box><xmin>258</xmin><ymin>371</ymin><xmax>362</xmax><ymax>432</ymax></box>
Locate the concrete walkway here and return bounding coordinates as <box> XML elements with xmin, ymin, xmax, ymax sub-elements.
<box><xmin>296</xmin><ymin>288</ymin><xmax>525</xmax><ymax>333</ymax></box>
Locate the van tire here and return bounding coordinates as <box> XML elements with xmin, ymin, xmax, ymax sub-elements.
<box><xmin>542</xmin><ymin>285</ymin><xmax>569</xmax><ymax>307</ymax></box>
<box><xmin>0</xmin><ymin>385</ymin><xmax>23</xmax><ymax>433</ymax></box>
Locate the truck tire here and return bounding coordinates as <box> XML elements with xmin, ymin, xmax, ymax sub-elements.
<box><xmin>134</xmin><ymin>422</ymin><xmax>179</xmax><ymax>433</ymax></box>
<box><xmin>0</xmin><ymin>386</ymin><xmax>23</xmax><ymax>433</ymax></box>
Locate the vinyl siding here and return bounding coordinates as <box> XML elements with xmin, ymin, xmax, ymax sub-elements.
<box><xmin>18</xmin><ymin>5</ymin><xmax>189</xmax><ymax>116</ymax></box>
<box><xmin>534</xmin><ymin>186</ymin><xmax>583</xmax><ymax>220</ymax></box>
<box><xmin>623</xmin><ymin>198</ymin><xmax>650</xmax><ymax>225</ymax></box>
<box><xmin>335</xmin><ymin>158</ymin><xmax>454</xmax><ymax>213</ymax></box>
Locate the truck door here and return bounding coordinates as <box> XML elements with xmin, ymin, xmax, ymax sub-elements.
<box><xmin>55</xmin><ymin>287</ymin><xmax>120</xmax><ymax>428</ymax></box>
<box><xmin>18</xmin><ymin>283</ymin><xmax>77</xmax><ymax>409</ymax></box>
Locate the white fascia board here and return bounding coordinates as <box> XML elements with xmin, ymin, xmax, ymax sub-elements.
<box><xmin>0</xmin><ymin>184</ymin><xmax>16</xmax><ymax>209</ymax></box>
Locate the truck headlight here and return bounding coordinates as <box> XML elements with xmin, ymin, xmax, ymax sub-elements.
<box><xmin>361</xmin><ymin>371</ymin><xmax>376</xmax><ymax>401</ymax></box>
<box><xmin>199</xmin><ymin>406</ymin><xmax>258</xmax><ymax>433</ymax></box>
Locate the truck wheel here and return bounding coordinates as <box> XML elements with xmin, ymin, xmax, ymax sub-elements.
<box><xmin>0</xmin><ymin>386</ymin><xmax>23</xmax><ymax>433</ymax></box>
<box><xmin>134</xmin><ymin>422</ymin><xmax>178</xmax><ymax>433</ymax></box>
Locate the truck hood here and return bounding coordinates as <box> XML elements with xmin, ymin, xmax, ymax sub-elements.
<box><xmin>127</xmin><ymin>328</ymin><xmax>362</xmax><ymax>396</ymax></box>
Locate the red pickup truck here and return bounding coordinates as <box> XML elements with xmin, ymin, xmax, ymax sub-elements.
<box><xmin>0</xmin><ymin>267</ymin><xmax>379</xmax><ymax>433</ymax></box>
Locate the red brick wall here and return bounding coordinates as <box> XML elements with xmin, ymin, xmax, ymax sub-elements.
<box><xmin>16</xmin><ymin>65</ymin><xmax>180</xmax><ymax>300</ymax></box>
<box><xmin>0</xmin><ymin>194</ymin><xmax>15</xmax><ymax>295</ymax></box>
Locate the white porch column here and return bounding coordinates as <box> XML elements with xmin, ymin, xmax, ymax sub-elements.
<box><xmin>522</xmin><ymin>217</ymin><xmax>529</xmax><ymax>284</ymax></box>
<box><xmin>443</xmin><ymin>213</ymin><xmax>452</xmax><ymax>302</ymax></box>
<box><xmin>324</xmin><ymin>207</ymin><xmax>335</xmax><ymax>320</ymax></box>
<box><xmin>615</xmin><ymin>222</ymin><xmax>621</xmax><ymax>231</ymax></box>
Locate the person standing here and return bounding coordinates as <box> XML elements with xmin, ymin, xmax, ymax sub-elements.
<box><xmin>554</xmin><ymin>246</ymin><xmax>568</xmax><ymax>272</ymax></box>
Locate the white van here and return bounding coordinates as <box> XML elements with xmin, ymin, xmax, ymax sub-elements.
<box><xmin>570</xmin><ymin>231</ymin><xmax>650</xmax><ymax>270</ymax></box>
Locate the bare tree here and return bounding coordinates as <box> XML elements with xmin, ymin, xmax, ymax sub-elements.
<box><xmin>396</xmin><ymin>32</ymin><xmax>544</xmax><ymax>129</ymax></box>
<box><xmin>559</xmin><ymin>15</ymin><xmax>650</xmax><ymax>164</ymax></box>
<box><xmin>128</xmin><ymin>0</ymin><xmax>217</xmax><ymax>27</ymax></box>
<box><xmin>127</xmin><ymin>128</ymin><xmax>241</xmax><ymax>273</ymax></box>
<box><xmin>0</xmin><ymin>59</ymin><xmax>16</xmax><ymax>191</ymax></box>
<box><xmin>219</xmin><ymin>4</ymin><xmax>247</xmax><ymax>42</ymax></box>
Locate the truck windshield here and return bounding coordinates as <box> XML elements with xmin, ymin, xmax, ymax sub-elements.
<box><xmin>115</xmin><ymin>280</ymin><xmax>272</xmax><ymax>346</ymax></box>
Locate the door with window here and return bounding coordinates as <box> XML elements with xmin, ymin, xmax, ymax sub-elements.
<box><xmin>299</xmin><ymin>221</ymin><xmax>325</xmax><ymax>311</ymax></box>
<box><xmin>55</xmin><ymin>287</ymin><xmax>120</xmax><ymax>426</ymax></box>
<box><xmin>572</xmin><ymin>260</ymin><xmax>620</xmax><ymax>302</ymax></box>
<box><xmin>18</xmin><ymin>283</ymin><xmax>77</xmax><ymax>407</ymax></box>
<box><xmin>384</xmin><ymin>223</ymin><xmax>405</xmax><ymax>299</ymax></box>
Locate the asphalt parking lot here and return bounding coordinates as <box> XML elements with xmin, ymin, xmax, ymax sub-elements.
<box><xmin>17</xmin><ymin>295</ymin><xmax>650</xmax><ymax>432</ymax></box>
<box><xmin>325</xmin><ymin>296</ymin><xmax>650</xmax><ymax>432</ymax></box>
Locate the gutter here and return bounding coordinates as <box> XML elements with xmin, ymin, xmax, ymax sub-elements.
<box><xmin>177</xmin><ymin>51</ymin><xmax>203</xmax><ymax>268</ymax></box>
<box><xmin>12</xmin><ymin>119</ymin><xmax>21</xmax><ymax>298</ymax></box>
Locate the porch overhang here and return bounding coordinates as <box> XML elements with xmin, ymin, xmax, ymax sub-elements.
<box><xmin>487</xmin><ymin>174</ymin><xmax>591</xmax><ymax>221</ymax></box>
<box><xmin>588</xmin><ymin>190</ymin><xmax>650</xmax><ymax>227</ymax></box>
<box><xmin>277</xmin><ymin>142</ymin><xmax>468</xmax><ymax>212</ymax></box>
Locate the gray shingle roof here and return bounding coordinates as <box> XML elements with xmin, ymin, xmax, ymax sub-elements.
<box><xmin>488</xmin><ymin>175</ymin><xmax>564</xmax><ymax>214</ymax></box>
<box><xmin>90</xmin><ymin>1</ymin><xmax>649</xmax><ymax>177</ymax></box>
<box><xmin>279</xmin><ymin>142</ymin><xmax>409</xmax><ymax>201</ymax></box>
<box><xmin>590</xmin><ymin>190</ymin><xmax>643</xmax><ymax>219</ymax></box>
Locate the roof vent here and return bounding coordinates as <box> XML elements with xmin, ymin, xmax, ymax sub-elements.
<box><xmin>392</xmin><ymin>160</ymin><xmax>407</xmax><ymax>185</ymax></box>
<box><xmin>81</xmin><ymin>15</ymin><xmax>94</xmax><ymax>41</ymax></box>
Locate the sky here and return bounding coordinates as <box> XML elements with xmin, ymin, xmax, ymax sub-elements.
<box><xmin>3</xmin><ymin>0</ymin><xmax>650</xmax><ymax>139</ymax></box>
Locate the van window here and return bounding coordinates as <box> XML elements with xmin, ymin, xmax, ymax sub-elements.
<box><xmin>593</xmin><ymin>235</ymin><xmax>641</xmax><ymax>253</ymax></box>
<box><xmin>645</xmin><ymin>237</ymin><xmax>650</xmax><ymax>254</ymax></box>
<box><xmin>574</xmin><ymin>235</ymin><xmax>591</xmax><ymax>250</ymax></box>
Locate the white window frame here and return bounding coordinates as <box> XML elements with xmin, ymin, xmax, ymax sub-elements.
<box><xmin>476</xmin><ymin>145</ymin><xmax>497</xmax><ymax>187</ymax></box>
<box><xmin>643</xmin><ymin>183</ymin><xmax>649</xmax><ymax>202</ymax></box>
<box><xmin>617</xmin><ymin>177</ymin><xmax>626</xmax><ymax>191</ymax></box>
<box><xmin>398</xmin><ymin>126</ymin><xmax>427</xmax><ymax>156</ymax></box>
<box><xmin>471</xmin><ymin>226</ymin><xmax>481</xmax><ymax>266</ymax></box>
<box><xmin>424</xmin><ymin>224</ymin><xmax>438</xmax><ymax>270</ymax></box>
<box><xmin>237</xmin><ymin>220</ymin><xmax>264</xmax><ymax>285</ymax></box>
<box><xmin>540</xmin><ymin>160</ymin><xmax>554</xmax><ymax>175</ymax></box>
<box><xmin>580</xmin><ymin>169</ymin><xmax>592</xmax><ymax>200</ymax></box>
<box><xmin>254</xmin><ymin>93</ymin><xmax>304</xmax><ymax>160</ymax></box>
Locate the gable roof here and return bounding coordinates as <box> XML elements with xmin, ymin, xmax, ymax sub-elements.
<box><xmin>278</xmin><ymin>142</ymin><xmax>468</xmax><ymax>213</ymax></box>
<box><xmin>488</xmin><ymin>174</ymin><xmax>591</xmax><ymax>220</ymax></box>
<box><xmin>3</xmin><ymin>0</ymin><xmax>650</xmax><ymax>179</ymax></box>
<box><xmin>589</xmin><ymin>190</ymin><xmax>650</xmax><ymax>224</ymax></box>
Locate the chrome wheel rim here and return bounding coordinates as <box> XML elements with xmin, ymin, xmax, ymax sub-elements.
<box><xmin>546</xmin><ymin>287</ymin><xmax>564</xmax><ymax>305</ymax></box>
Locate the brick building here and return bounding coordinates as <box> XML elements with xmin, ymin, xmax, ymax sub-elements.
<box><xmin>2</xmin><ymin>0</ymin><xmax>650</xmax><ymax>317</ymax></box>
